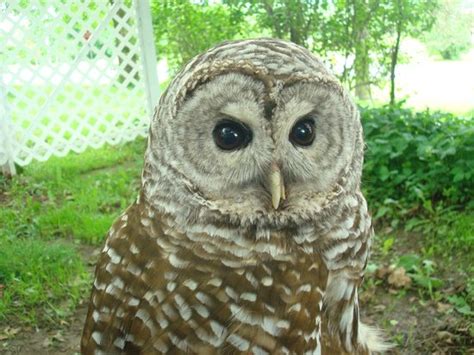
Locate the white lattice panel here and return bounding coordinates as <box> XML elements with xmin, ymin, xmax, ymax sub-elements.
<box><xmin>0</xmin><ymin>1</ymin><xmax>158</xmax><ymax>169</ymax></box>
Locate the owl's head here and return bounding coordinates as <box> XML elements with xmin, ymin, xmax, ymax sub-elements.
<box><xmin>142</xmin><ymin>39</ymin><xmax>364</xmax><ymax>227</ymax></box>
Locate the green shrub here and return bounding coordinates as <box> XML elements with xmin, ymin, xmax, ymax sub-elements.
<box><xmin>361</xmin><ymin>104</ymin><xmax>474</xmax><ymax>221</ymax></box>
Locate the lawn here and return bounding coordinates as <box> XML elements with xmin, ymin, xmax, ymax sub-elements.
<box><xmin>0</xmin><ymin>108</ymin><xmax>473</xmax><ymax>353</ymax></box>
<box><xmin>0</xmin><ymin>140</ymin><xmax>145</xmax><ymax>326</ymax></box>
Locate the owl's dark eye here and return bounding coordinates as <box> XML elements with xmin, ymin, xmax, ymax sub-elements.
<box><xmin>289</xmin><ymin>118</ymin><xmax>315</xmax><ymax>147</ymax></box>
<box><xmin>213</xmin><ymin>120</ymin><xmax>252</xmax><ymax>151</ymax></box>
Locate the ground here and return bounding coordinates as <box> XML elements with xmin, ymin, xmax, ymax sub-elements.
<box><xmin>1</xmin><ymin>236</ymin><xmax>472</xmax><ymax>354</ymax></box>
<box><xmin>1</xmin><ymin>303</ymin><xmax>87</xmax><ymax>355</ymax></box>
<box><xmin>0</xmin><ymin>140</ymin><xmax>472</xmax><ymax>354</ymax></box>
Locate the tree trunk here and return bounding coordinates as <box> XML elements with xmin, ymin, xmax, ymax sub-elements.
<box><xmin>290</xmin><ymin>27</ymin><xmax>302</xmax><ymax>45</ymax></box>
<box><xmin>352</xmin><ymin>0</ymin><xmax>372</xmax><ymax>100</ymax></box>
<box><xmin>263</xmin><ymin>1</ymin><xmax>283</xmax><ymax>39</ymax></box>
<box><xmin>390</xmin><ymin>0</ymin><xmax>403</xmax><ymax>105</ymax></box>
<box><xmin>390</xmin><ymin>25</ymin><xmax>402</xmax><ymax>105</ymax></box>
<box><xmin>354</xmin><ymin>36</ymin><xmax>371</xmax><ymax>100</ymax></box>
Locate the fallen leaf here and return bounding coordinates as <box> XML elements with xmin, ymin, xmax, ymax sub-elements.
<box><xmin>375</xmin><ymin>266</ymin><xmax>392</xmax><ymax>280</ymax></box>
<box><xmin>436</xmin><ymin>330</ymin><xmax>454</xmax><ymax>344</ymax></box>
<box><xmin>373</xmin><ymin>304</ymin><xmax>386</xmax><ymax>312</ymax></box>
<box><xmin>387</xmin><ymin>267</ymin><xmax>412</xmax><ymax>288</ymax></box>
<box><xmin>436</xmin><ymin>302</ymin><xmax>452</xmax><ymax>313</ymax></box>
<box><xmin>42</xmin><ymin>337</ymin><xmax>53</xmax><ymax>348</ymax></box>
<box><xmin>52</xmin><ymin>331</ymin><xmax>65</xmax><ymax>343</ymax></box>
<box><xmin>2</xmin><ymin>327</ymin><xmax>21</xmax><ymax>337</ymax></box>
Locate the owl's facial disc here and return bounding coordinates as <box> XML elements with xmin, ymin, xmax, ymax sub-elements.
<box><xmin>159</xmin><ymin>72</ymin><xmax>357</xmax><ymax>220</ymax></box>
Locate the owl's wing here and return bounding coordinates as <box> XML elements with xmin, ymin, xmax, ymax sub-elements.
<box><xmin>321</xmin><ymin>193</ymin><xmax>390</xmax><ymax>354</ymax></box>
<box><xmin>81</xmin><ymin>200</ymin><xmax>168</xmax><ymax>354</ymax></box>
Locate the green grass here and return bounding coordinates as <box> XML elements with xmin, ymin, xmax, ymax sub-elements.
<box><xmin>426</xmin><ymin>212</ymin><xmax>474</xmax><ymax>257</ymax></box>
<box><xmin>0</xmin><ymin>139</ymin><xmax>145</xmax><ymax>325</ymax></box>
<box><xmin>0</xmin><ymin>139</ymin><xmax>145</xmax><ymax>243</ymax></box>
<box><xmin>0</xmin><ymin>239</ymin><xmax>87</xmax><ymax>325</ymax></box>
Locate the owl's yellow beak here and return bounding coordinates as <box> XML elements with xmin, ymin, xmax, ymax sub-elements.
<box><xmin>269</xmin><ymin>162</ymin><xmax>286</xmax><ymax>210</ymax></box>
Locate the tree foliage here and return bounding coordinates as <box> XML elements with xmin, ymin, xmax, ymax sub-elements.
<box><xmin>224</xmin><ymin>0</ymin><xmax>438</xmax><ymax>101</ymax></box>
<box><xmin>319</xmin><ymin>0</ymin><xmax>389</xmax><ymax>99</ymax></box>
<box><xmin>424</xmin><ymin>0</ymin><xmax>473</xmax><ymax>60</ymax></box>
<box><xmin>152</xmin><ymin>0</ymin><xmax>246</xmax><ymax>69</ymax></box>
<box><xmin>151</xmin><ymin>0</ymin><xmax>439</xmax><ymax>101</ymax></box>
<box><xmin>223</xmin><ymin>0</ymin><xmax>325</xmax><ymax>47</ymax></box>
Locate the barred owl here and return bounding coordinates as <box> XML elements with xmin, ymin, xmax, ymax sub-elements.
<box><xmin>81</xmin><ymin>38</ymin><xmax>388</xmax><ymax>354</ymax></box>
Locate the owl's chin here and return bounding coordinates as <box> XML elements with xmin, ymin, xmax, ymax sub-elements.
<box><xmin>143</xmin><ymin>168</ymin><xmax>345</xmax><ymax>229</ymax></box>
<box><xmin>195</xmin><ymin>183</ymin><xmax>346</xmax><ymax>229</ymax></box>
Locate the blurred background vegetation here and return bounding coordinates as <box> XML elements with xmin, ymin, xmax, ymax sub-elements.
<box><xmin>152</xmin><ymin>0</ymin><xmax>474</xmax><ymax>110</ymax></box>
<box><xmin>0</xmin><ymin>0</ymin><xmax>473</xmax><ymax>352</ymax></box>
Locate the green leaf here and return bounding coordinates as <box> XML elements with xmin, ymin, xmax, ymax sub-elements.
<box><xmin>447</xmin><ymin>295</ymin><xmax>474</xmax><ymax>316</ymax></box>
<box><xmin>382</xmin><ymin>237</ymin><xmax>395</xmax><ymax>254</ymax></box>
<box><xmin>397</xmin><ymin>254</ymin><xmax>420</xmax><ymax>271</ymax></box>
<box><xmin>411</xmin><ymin>274</ymin><xmax>443</xmax><ymax>290</ymax></box>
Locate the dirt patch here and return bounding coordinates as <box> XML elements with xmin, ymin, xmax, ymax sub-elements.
<box><xmin>0</xmin><ymin>243</ymin><xmax>99</xmax><ymax>355</ymax></box>
<box><xmin>361</xmin><ymin>231</ymin><xmax>474</xmax><ymax>354</ymax></box>
<box><xmin>3</xmin><ymin>286</ymin><xmax>471</xmax><ymax>354</ymax></box>
<box><xmin>0</xmin><ymin>191</ymin><xmax>8</xmax><ymax>204</ymax></box>
<box><xmin>1</xmin><ymin>304</ymin><xmax>87</xmax><ymax>355</ymax></box>
<box><xmin>362</xmin><ymin>285</ymin><xmax>473</xmax><ymax>354</ymax></box>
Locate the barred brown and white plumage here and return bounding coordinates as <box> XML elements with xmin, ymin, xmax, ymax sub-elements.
<box><xmin>81</xmin><ymin>38</ymin><xmax>388</xmax><ymax>354</ymax></box>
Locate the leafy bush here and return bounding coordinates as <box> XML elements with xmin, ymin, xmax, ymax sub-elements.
<box><xmin>361</xmin><ymin>105</ymin><xmax>474</xmax><ymax>221</ymax></box>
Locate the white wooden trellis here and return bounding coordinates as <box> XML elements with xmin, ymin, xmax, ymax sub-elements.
<box><xmin>0</xmin><ymin>0</ymin><xmax>159</xmax><ymax>175</ymax></box>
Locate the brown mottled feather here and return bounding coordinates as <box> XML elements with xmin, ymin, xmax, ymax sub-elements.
<box><xmin>83</xmin><ymin>199</ymin><xmax>333</xmax><ymax>353</ymax></box>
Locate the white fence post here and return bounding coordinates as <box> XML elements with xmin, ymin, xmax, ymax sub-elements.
<box><xmin>135</xmin><ymin>0</ymin><xmax>160</xmax><ymax>118</ymax></box>
<box><xmin>0</xmin><ymin>79</ymin><xmax>16</xmax><ymax>176</ymax></box>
